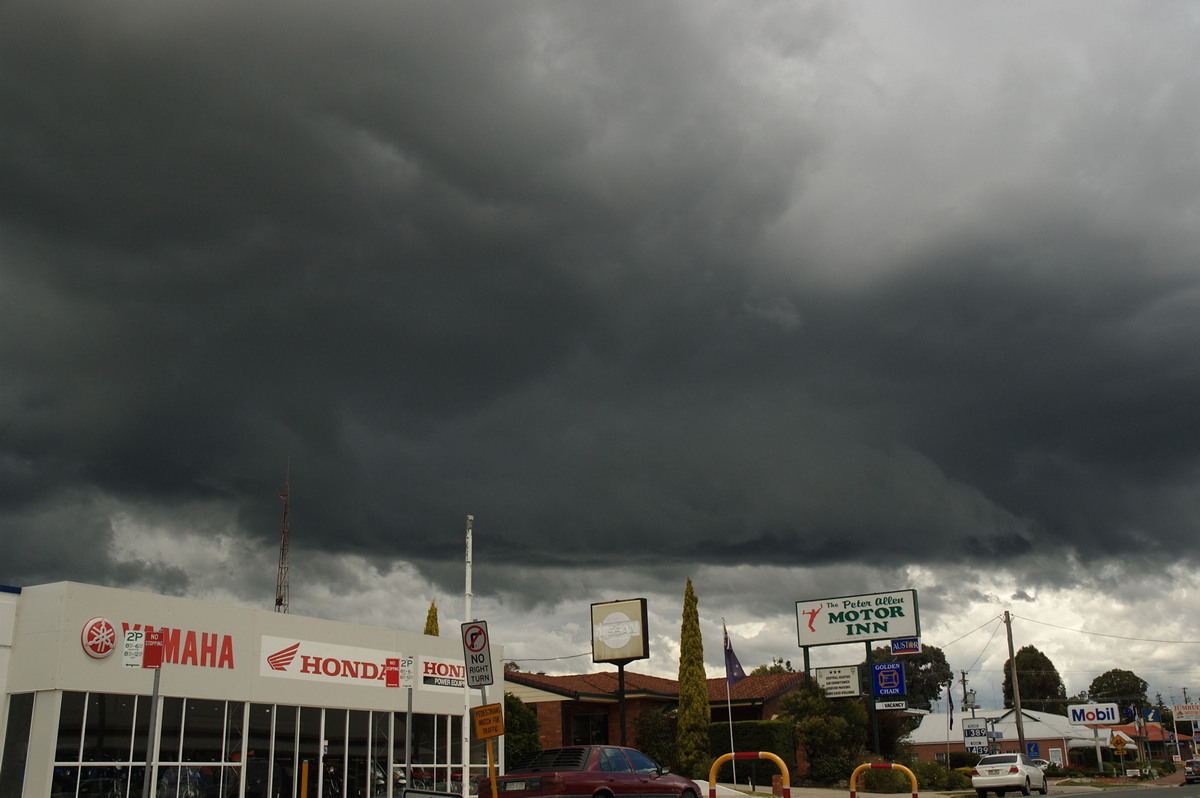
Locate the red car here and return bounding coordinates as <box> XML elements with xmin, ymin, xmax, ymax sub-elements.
<box><xmin>478</xmin><ymin>746</ymin><xmax>701</xmax><ymax>798</ymax></box>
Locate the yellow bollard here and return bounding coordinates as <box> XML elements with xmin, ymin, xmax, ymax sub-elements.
<box><xmin>849</xmin><ymin>762</ymin><xmax>918</xmax><ymax>798</ymax></box>
<box><xmin>708</xmin><ymin>752</ymin><xmax>792</xmax><ymax>798</ymax></box>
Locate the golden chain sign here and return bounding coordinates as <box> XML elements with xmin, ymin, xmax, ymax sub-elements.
<box><xmin>473</xmin><ymin>703</ymin><xmax>504</xmax><ymax>739</ymax></box>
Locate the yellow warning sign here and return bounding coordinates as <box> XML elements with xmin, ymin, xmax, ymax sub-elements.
<box><xmin>473</xmin><ymin>703</ymin><xmax>504</xmax><ymax>739</ymax></box>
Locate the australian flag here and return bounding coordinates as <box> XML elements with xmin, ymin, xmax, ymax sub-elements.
<box><xmin>724</xmin><ymin>624</ymin><xmax>746</xmax><ymax>686</ymax></box>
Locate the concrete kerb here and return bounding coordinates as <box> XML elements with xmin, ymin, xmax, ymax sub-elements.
<box><xmin>695</xmin><ymin>779</ymin><xmax>1156</xmax><ymax>798</ymax></box>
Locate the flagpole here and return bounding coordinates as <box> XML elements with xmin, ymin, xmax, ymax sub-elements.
<box><xmin>946</xmin><ymin>680</ymin><xmax>953</xmax><ymax>766</ymax></box>
<box><xmin>726</xmin><ymin>672</ymin><xmax>736</xmax><ymax>784</ymax></box>
<box><xmin>722</xmin><ymin>620</ymin><xmax>743</xmax><ymax>786</ymax></box>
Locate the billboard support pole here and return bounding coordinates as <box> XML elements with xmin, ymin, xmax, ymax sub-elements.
<box><xmin>866</xmin><ymin>642</ymin><xmax>879</xmax><ymax>754</ymax></box>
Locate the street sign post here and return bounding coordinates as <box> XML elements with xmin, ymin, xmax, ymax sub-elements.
<box><xmin>472</xmin><ymin>703</ymin><xmax>504</xmax><ymax>798</ymax></box>
<box><xmin>461</xmin><ymin>621</ymin><xmax>494</xmax><ymax>688</ymax></box>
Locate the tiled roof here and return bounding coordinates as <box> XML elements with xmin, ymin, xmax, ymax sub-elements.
<box><xmin>505</xmin><ymin>669</ymin><xmax>806</xmax><ymax>702</ymax></box>
<box><xmin>1107</xmin><ymin>723</ymin><xmax>1192</xmax><ymax>742</ymax></box>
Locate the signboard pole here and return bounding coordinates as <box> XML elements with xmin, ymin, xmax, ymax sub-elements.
<box><xmin>866</xmin><ymin>642</ymin><xmax>879</xmax><ymax>754</ymax></box>
<box><xmin>139</xmin><ymin>631</ymin><xmax>164</xmax><ymax>798</ymax></box>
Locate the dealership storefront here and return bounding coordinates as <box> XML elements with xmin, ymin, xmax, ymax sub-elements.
<box><xmin>0</xmin><ymin>582</ymin><xmax>499</xmax><ymax>797</ymax></box>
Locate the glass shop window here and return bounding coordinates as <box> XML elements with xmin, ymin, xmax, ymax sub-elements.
<box><xmin>83</xmin><ymin>693</ymin><xmax>136</xmax><ymax>763</ymax></box>
<box><xmin>0</xmin><ymin>693</ymin><xmax>35</xmax><ymax>798</ymax></box>
<box><xmin>56</xmin><ymin>692</ymin><xmax>87</xmax><ymax>763</ymax></box>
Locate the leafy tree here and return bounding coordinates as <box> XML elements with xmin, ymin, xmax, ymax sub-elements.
<box><xmin>676</xmin><ymin>579</ymin><xmax>711</xmax><ymax>778</ymax></box>
<box><xmin>1089</xmin><ymin>669</ymin><xmax>1148</xmax><ymax>709</ymax></box>
<box><xmin>1002</xmin><ymin>645</ymin><xmax>1067</xmax><ymax>714</ymax></box>
<box><xmin>780</xmin><ymin>679</ymin><xmax>867</xmax><ymax>785</ymax></box>
<box><xmin>504</xmin><ymin>660</ymin><xmax>521</xmax><ymax>672</ymax></box>
<box><xmin>503</xmin><ymin>693</ymin><xmax>542</xmax><ymax>761</ymax></box>
<box><xmin>751</xmin><ymin>657</ymin><xmax>795</xmax><ymax>675</ymax></box>
<box><xmin>424</xmin><ymin>601</ymin><xmax>439</xmax><ymax>635</ymax></box>
<box><xmin>860</xmin><ymin>645</ymin><xmax>952</xmax><ymax>711</ymax></box>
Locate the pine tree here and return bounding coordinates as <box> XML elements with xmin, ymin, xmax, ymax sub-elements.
<box><xmin>675</xmin><ymin>578</ymin><xmax>710</xmax><ymax>778</ymax></box>
<box><xmin>424</xmin><ymin>601</ymin><xmax>439</xmax><ymax>635</ymax></box>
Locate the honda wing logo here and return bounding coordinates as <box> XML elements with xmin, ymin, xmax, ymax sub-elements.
<box><xmin>267</xmin><ymin>642</ymin><xmax>301</xmax><ymax>671</ymax></box>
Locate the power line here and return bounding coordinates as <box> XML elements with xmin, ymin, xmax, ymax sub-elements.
<box><xmin>511</xmin><ymin>652</ymin><xmax>592</xmax><ymax>662</ymax></box>
<box><xmin>1013</xmin><ymin>614</ymin><xmax>1200</xmax><ymax>645</ymax></box>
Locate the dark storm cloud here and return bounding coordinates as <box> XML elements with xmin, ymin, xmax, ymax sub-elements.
<box><xmin>3</xmin><ymin>0</ymin><xmax>1200</xmax><ymax>607</ymax></box>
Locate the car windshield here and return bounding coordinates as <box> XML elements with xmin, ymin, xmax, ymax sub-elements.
<box><xmin>979</xmin><ymin>756</ymin><xmax>1018</xmax><ymax>765</ymax></box>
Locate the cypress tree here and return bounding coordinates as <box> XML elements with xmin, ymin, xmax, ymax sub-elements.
<box><xmin>424</xmin><ymin>601</ymin><xmax>439</xmax><ymax>635</ymax></box>
<box><xmin>676</xmin><ymin>578</ymin><xmax>711</xmax><ymax>778</ymax></box>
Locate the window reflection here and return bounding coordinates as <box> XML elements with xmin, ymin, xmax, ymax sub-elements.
<box><xmin>44</xmin><ymin>692</ymin><xmax>486</xmax><ymax>798</ymax></box>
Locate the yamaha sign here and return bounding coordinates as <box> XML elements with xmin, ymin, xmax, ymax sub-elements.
<box><xmin>1069</xmin><ymin>703</ymin><xmax>1120</xmax><ymax>725</ymax></box>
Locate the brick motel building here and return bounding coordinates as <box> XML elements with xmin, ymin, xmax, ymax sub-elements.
<box><xmin>503</xmin><ymin>669</ymin><xmax>806</xmax><ymax>751</ymax></box>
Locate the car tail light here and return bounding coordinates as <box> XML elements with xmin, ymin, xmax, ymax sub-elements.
<box><xmin>1008</xmin><ymin>767</ymin><xmax>1019</xmax><ymax>774</ymax></box>
<box><xmin>970</xmin><ymin>769</ymin><xmax>980</xmax><ymax>776</ymax></box>
<box><xmin>541</xmin><ymin>775</ymin><xmax>565</xmax><ymax>793</ymax></box>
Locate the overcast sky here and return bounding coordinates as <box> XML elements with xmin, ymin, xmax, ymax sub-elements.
<box><xmin>4</xmin><ymin>0</ymin><xmax>1200</xmax><ymax>712</ymax></box>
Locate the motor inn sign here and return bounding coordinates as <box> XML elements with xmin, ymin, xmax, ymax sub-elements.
<box><xmin>796</xmin><ymin>590</ymin><xmax>920</xmax><ymax>646</ymax></box>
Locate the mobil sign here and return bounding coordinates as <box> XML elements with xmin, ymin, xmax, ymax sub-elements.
<box><xmin>1069</xmin><ymin>703</ymin><xmax>1120</xmax><ymax>725</ymax></box>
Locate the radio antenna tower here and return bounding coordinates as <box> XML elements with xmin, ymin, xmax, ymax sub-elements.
<box><xmin>274</xmin><ymin>468</ymin><xmax>290</xmax><ymax>613</ymax></box>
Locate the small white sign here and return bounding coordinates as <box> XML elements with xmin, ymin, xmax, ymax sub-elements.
<box><xmin>122</xmin><ymin>629</ymin><xmax>145</xmax><ymax>669</ymax></box>
<box><xmin>399</xmin><ymin>655</ymin><xmax>415</xmax><ymax>689</ymax></box>
<box><xmin>815</xmin><ymin>665</ymin><xmax>861</xmax><ymax>697</ymax></box>
<box><xmin>876</xmin><ymin>700</ymin><xmax>907</xmax><ymax>710</ymax></box>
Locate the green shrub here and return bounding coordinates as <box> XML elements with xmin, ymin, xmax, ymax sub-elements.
<box><xmin>911</xmin><ymin>761</ymin><xmax>970</xmax><ymax>790</ymax></box>
<box><xmin>862</xmin><ymin>767</ymin><xmax>912</xmax><ymax>793</ymax></box>
<box><xmin>949</xmin><ymin>751</ymin><xmax>981</xmax><ymax>769</ymax></box>
<box><xmin>808</xmin><ymin>753</ymin><xmax>854</xmax><ymax>786</ymax></box>
<box><xmin>910</xmin><ymin>761</ymin><xmax>944</xmax><ymax>789</ymax></box>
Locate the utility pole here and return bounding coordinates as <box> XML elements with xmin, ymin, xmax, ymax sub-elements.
<box><xmin>961</xmin><ymin>670</ymin><xmax>977</xmax><ymax>718</ymax></box>
<box><xmin>275</xmin><ymin>468</ymin><xmax>290</xmax><ymax>613</ymax></box>
<box><xmin>1004</xmin><ymin>611</ymin><xmax>1027</xmax><ymax>751</ymax></box>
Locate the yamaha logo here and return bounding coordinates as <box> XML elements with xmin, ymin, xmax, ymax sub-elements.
<box><xmin>82</xmin><ymin>617</ymin><xmax>117</xmax><ymax>659</ymax></box>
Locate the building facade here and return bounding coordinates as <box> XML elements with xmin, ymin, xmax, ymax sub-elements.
<box><xmin>0</xmin><ymin>582</ymin><xmax>500</xmax><ymax>798</ymax></box>
<box><xmin>503</xmin><ymin>670</ymin><xmax>806</xmax><ymax>751</ymax></box>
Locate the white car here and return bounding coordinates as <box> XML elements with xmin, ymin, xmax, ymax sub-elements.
<box><xmin>971</xmin><ymin>753</ymin><xmax>1049</xmax><ymax>798</ymax></box>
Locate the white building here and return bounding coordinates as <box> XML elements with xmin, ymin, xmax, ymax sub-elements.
<box><xmin>909</xmin><ymin>708</ymin><xmax>1113</xmax><ymax>767</ymax></box>
<box><xmin>0</xmin><ymin>582</ymin><xmax>500</xmax><ymax>797</ymax></box>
